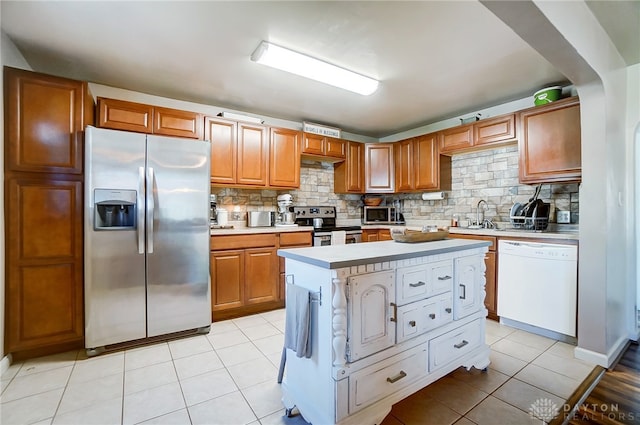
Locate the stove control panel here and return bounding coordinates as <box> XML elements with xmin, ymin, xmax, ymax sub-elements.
<box><xmin>293</xmin><ymin>206</ymin><xmax>336</xmax><ymax>218</ymax></box>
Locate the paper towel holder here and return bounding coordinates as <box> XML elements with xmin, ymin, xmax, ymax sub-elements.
<box><xmin>422</xmin><ymin>192</ymin><xmax>446</xmax><ymax>201</ymax></box>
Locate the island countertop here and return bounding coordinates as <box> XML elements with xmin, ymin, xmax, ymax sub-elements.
<box><xmin>277</xmin><ymin>238</ymin><xmax>490</xmax><ymax>269</ymax></box>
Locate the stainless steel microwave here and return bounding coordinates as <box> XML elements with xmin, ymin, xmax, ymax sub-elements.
<box><xmin>362</xmin><ymin>206</ymin><xmax>405</xmax><ymax>224</ymax></box>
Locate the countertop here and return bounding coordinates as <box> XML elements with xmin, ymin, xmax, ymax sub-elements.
<box><xmin>277</xmin><ymin>238</ymin><xmax>490</xmax><ymax>269</ymax></box>
<box><xmin>210</xmin><ymin>223</ymin><xmax>314</xmax><ymax>236</ymax></box>
<box><xmin>210</xmin><ymin>221</ymin><xmax>578</xmax><ymax>241</ymax></box>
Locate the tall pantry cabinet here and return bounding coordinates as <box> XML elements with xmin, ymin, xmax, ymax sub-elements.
<box><xmin>4</xmin><ymin>67</ymin><xmax>94</xmax><ymax>359</ymax></box>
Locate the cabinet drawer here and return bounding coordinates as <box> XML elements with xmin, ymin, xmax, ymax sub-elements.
<box><xmin>211</xmin><ymin>233</ymin><xmax>277</xmax><ymax>250</ymax></box>
<box><xmin>429</xmin><ymin>261</ymin><xmax>453</xmax><ymax>295</ymax></box>
<box><xmin>279</xmin><ymin>232</ymin><xmax>312</xmax><ymax>247</ymax></box>
<box><xmin>396</xmin><ymin>292</ymin><xmax>452</xmax><ymax>343</ymax></box>
<box><xmin>397</xmin><ymin>265</ymin><xmax>429</xmax><ymax>304</ymax></box>
<box><xmin>429</xmin><ymin>319</ymin><xmax>482</xmax><ymax>371</ymax></box>
<box><xmin>349</xmin><ymin>345</ymin><xmax>427</xmax><ymax>413</ymax></box>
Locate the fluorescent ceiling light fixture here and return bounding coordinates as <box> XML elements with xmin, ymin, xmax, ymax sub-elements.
<box><xmin>251</xmin><ymin>41</ymin><xmax>379</xmax><ymax>96</ymax></box>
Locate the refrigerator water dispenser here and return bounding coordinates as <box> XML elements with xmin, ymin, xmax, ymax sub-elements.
<box><xmin>94</xmin><ymin>189</ymin><xmax>136</xmax><ymax>230</ymax></box>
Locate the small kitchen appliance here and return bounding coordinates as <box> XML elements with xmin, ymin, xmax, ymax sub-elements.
<box><xmin>247</xmin><ymin>211</ymin><xmax>275</xmax><ymax>227</ymax></box>
<box><xmin>362</xmin><ymin>206</ymin><xmax>405</xmax><ymax>225</ymax></box>
<box><xmin>276</xmin><ymin>194</ymin><xmax>296</xmax><ymax>226</ymax></box>
<box><xmin>294</xmin><ymin>206</ymin><xmax>362</xmax><ymax>245</ymax></box>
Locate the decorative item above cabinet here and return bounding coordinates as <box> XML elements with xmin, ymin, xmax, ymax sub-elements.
<box><xmin>439</xmin><ymin>113</ymin><xmax>517</xmax><ymax>155</ymax></box>
<box><xmin>518</xmin><ymin>96</ymin><xmax>581</xmax><ymax>184</ymax></box>
<box><xmin>97</xmin><ymin>97</ymin><xmax>203</xmax><ymax>139</ymax></box>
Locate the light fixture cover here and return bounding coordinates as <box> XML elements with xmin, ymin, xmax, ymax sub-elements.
<box><xmin>251</xmin><ymin>41</ymin><xmax>378</xmax><ymax>96</ymax></box>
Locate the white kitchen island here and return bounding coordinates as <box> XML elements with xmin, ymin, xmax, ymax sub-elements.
<box><xmin>277</xmin><ymin>238</ymin><xmax>492</xmax><ymax>425</ymax></box>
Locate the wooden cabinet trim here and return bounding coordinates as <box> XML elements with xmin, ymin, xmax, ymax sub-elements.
<box><xmin>279</xmin><ymin>231</ymin><xmax>312</xmax><ymax>247</ymax></box>
<box><xmin>334</xmin><ymin>141</ymin><xmax>365</xmax><ymax>193</ymax></box>
<box><xmin>210</xmin><ymin>233</ymin><xmax>277</xmax><ymax>250</ymax></box>
<box><xmin>325</xmin><ymin>137</ymin><xmax>346</xmax><ymax>158</ymax></box>
<box><xmin>439</xmin><ymin>124</ymin><xmax>474</xmax><ymax>154</ymax></box>
<box><xmin>269</xmin><ymin>127</ymin><xmax>301</xmax><ymax>188</ymax></box>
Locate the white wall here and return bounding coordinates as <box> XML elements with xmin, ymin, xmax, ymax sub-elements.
<box><xmin>532</xmin><ymin>1</ymin><xmax>636</xmax><ymax>366</ymax></box>
<box><xmin>0</xmin><ymin>28</ymin><xmax>33</xmax><ymax>367</ymax></box>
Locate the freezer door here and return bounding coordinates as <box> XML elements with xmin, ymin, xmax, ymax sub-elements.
<box><xmin>85</xmin><ymin>126</ymin><xmax>147</xmax><ymax>348</ymax></box>
<box><xmin>146</xmin><ymin>135</ymin><xmax>211</xmax><ymax>336</ymax></box>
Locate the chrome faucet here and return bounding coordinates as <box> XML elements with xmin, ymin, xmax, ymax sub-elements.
<box><xmin>476</xmin><ymin>199</ymin><xmax>487</xmax><ymax>227</ymax></box>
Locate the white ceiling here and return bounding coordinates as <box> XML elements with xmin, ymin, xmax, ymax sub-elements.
<box><xmin>0</xmin><ymin>1</ymin><xmax>612</xmax><ymax>139</ymax></box>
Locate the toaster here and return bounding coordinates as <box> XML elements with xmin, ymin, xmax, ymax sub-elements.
<box><xmin>247</xmin><ymin>211</ymin><xmax>275</xmax><ymax>227</ymax></box>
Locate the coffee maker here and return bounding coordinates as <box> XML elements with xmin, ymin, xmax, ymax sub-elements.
<box><xmin>210</xmin><ymin>194</ymin><xmax>217</xmax><ymax>224</ymax></box>
<box><xmin>276</xmin><ymin>194</ymin><xmax>296</xmax><ymax>226</ymax></box>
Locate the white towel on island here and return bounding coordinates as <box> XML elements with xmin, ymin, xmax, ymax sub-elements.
<box><xmin>331</xmin><ymin>230</ymin><xmax>346</xmax><ymax>245</ymax></box>
<box><xmin>284</xmin><ymin>285</ymin><xmax>312</xmax><ymax>358</ymax></box>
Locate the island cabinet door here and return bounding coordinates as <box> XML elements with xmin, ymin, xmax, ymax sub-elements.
<box><xmin>347</xmin><ymin>271</ymin><xmax>396</xmax><ymax>362</ymax></box>
<box><xmin>453</xmin><ymin>255</ymin><xmax>483</xmax><ymax>320</ymax></box>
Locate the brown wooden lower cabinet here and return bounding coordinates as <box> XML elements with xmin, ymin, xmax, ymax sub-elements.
<box><xmin>449</xmin><ymin>233</ymin><xmax>498</xmax><ymax>320</ymax></box>
<box><xmin>5</xmin><ymin>176</ymin><xmax>85</xmax><ymax>357</ymax></box>
<box><xmin>362</xmin><ymin>228</ymin><xmax>392</xmax><ymax>242</ymax></box>
<box><xmin>210</xmin><ymin>231</ymin><xmax>312</xmax><ymax>321</ymax></box>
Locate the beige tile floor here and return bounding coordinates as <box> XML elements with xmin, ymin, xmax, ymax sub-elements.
<box><xmin>0</xmin><ymin>311</ymin><xmax>594</xmax><ymax>425</ymax></box>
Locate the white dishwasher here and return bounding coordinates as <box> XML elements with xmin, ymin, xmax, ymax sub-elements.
<box><xmin>497</xmin><ymin>240</ymin><xmax>578</xmax><ymax>338</ymax></box>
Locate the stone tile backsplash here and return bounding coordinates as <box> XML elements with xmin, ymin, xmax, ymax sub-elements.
<box><xmin>212</xmin><ymin>145</ymin><xmax>579</xmax><ymax>225</ymax></box>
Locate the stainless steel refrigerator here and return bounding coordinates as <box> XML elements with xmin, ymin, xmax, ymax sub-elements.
<box><xmin>84</xmin><ymin>126</ymin><xmax>211</xmax><ymax>354</ymax></box>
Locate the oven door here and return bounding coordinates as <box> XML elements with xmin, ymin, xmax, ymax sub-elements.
<box><xmin>313</xmin><ymin>233</ymin><xmax>332</xmax><ymax>246</ymax></box>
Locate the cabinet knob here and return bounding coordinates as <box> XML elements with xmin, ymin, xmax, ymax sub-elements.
<box><xmin>409</xmin><ymin>320</ymin><xmax>416</xmax><ymax>327</ymax></box>
<box><xmin>445</xmin><ymin>307</ymin><xmax>452</xmax><ymax>314</ymax></box>
<box><xmin>429</xmin><ymin>313</ymin><xmax>436</xmax><ymax>320</ymax></box>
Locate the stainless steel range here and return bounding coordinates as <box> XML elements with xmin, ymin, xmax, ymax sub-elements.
<box><xmin>293</xmin><ymin>206</ymin><xmax>362</xmax><ymax>246</ymax></box>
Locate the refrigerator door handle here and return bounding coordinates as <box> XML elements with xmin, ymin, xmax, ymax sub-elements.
<box><xmin>137</xmin><ymin>167</ymin><xmax>145</xmax><ymax>254</ymax></box>
<box><xmin>147</xmin><ymin>166</ymin><xmax>155</xmax><ymax>254</ymax></box>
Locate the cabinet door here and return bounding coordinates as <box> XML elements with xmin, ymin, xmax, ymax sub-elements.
<box><xmin>519</xmin><ymin>97</ymin><xmax>581</xmax><ymax>183</ymax></box>
<box><xmin>6</xmin><ymin>176</ymin><xmax>84</xmax><ymax>352</ymax></box>
<box><xmin>5</xmin><ymin>68</ymin><xmax>89</xmax><ymax>174</ymax></box>
<box><xmin>302</xmin><ymin>133</ymin><xmax>325</xmax><ymax>156</ymax></box>
<box><xmin>347</xmin><ymin>271</ymin><xmax>396</xmax><ymax>361</ymax></box>
<box><xmin>474</xmin><ymin>114</ymin><xmax>516</xmax><ymax>146</ymax></box>
<box><xmin>365</xmin><ymin>143</ymin><xmax>395</xmax><ymax>193</ymax></box>
<box><xmin>211</xmin><ymin>250</ymin><xmax>244</xmax><ymax>312</ymax></box>
<box><xmin>414</xmin><ymin>134</ymin><xmax>440</xmax><ymax>190</ymax></box>
<box><xmin>378</xmin><ymin>229</ymin><xmax>392</xmax><ymax>241</ymax></box>
<box><xmin>269</xmin><ymin>127</ymin><xmax>300</xmax><ymax>188</ymax></box>
<box><xmin>237</xmin><ymin>123</ymin><xmax>268</xmax><ymax>186</ymax></box>
<box><xmin>245</xmin><ymin>247</ymin><xmax>279</xmax><ymax>305</ymax></box>
<box><xmin>454</xmin><ymin>255</ymin><xmax>483</xmax><ymax>319</ymax></box>
<box><xmin>394</xmin><ymin>139</ymin><xmax>414</xmax><ymax>192</ymax></box>
<box><xmin>325</xmin><ymin>137</ymin><xmax>346</xmax><ymax>158</ymax></box>
<box><xmin>362</xmin><ymin>230</ymin><xmax>379</xmax><ymax>242</ymax></box>
<box><xmin>439</xmin><ymin>124</ymin><xmax>473</xmax><ymax>154</ymax></box>
<box><xmin>154</xmin><ymin>106</ymin><xmax>203</xmax><ymax>139</ymax></box>
<box><xmin>484</xmin><ymin>251</ymin><xmax>497</xmax><ymax>320</ymax></box>
<box><xmin>205</xmin><ymin>117</ymin><xmax>238</xmax><ymax>184</ymax></box>
<box><xmin>334</xmin><ymin>141</ymin><xmax>365</xmax><ymax>193</ymax></box>
<box><xmin>97</xmin><ymin>97</ymin><xmax>153</xmax><ymax>134</ymax></box>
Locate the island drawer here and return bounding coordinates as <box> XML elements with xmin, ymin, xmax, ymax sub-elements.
<box><xmin>428</xmin><ymin>319</ymin><xmax>482</xmax><ymax>372</ymax></box>
<box><xmin>349</xmin><ymin>344</ymin><xmax>427</xmax><ymax>414</ymax></box>
<box><xmin>397</xmin><ymin>292</ymin><xmax>453</xmax><ymax>343</ymax></box>
<box><xmin>396</xmin><ymin>260</ymin><xmax>453</xmax><ymax>306</ymax></box>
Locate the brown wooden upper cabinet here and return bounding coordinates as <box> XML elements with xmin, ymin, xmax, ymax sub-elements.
<box><xmin>439</xmin><ymin>113</ymin><xmax>517</xmax><ymax>155</ymax></box>
<box><xmin>394</xmin><ymin>133</ymin><xmax>451</xmax><ymax>192</ymax></box>
<box><xmin>518</xmin><ymin>97</ymin><xmax>581</xmax><ymax>184</ymax></box>
<box><xmin>301</xmin><ymin>133</ymin><xmax>346</xmax><ymax>160</ymax></box>
<box><xmin>334</xmin><ymin>141</ymin><xmax>365</xmax><ymax>193</ymax></box>
<box><xmin>97</xmin><ymin>97</ymin><xmax>203</xmax><ymax>139</ymax></box>
<box><xmin>5</xmin><ymin>67</ymin><xmax>93</xmax><ymax>175</ymax></box>
<box><xmin>365</xmin><ymin>143</ymin><xmax>395</xmax><ymax>193</ymax></box>
<box><xmin>270</xmin><ymin>127</ymin><xmax>301</xmax><ymax>188</ymax></box>
<box><xmin>205</xmin><ymin>116</ymin><xmax>269</xmax><ymax>187</ymax></box>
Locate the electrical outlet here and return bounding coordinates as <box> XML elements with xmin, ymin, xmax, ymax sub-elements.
<box><xmin>556</xmin><ymin>210</ymin><xmax>570</xmax><ymax>224</ymax></box>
